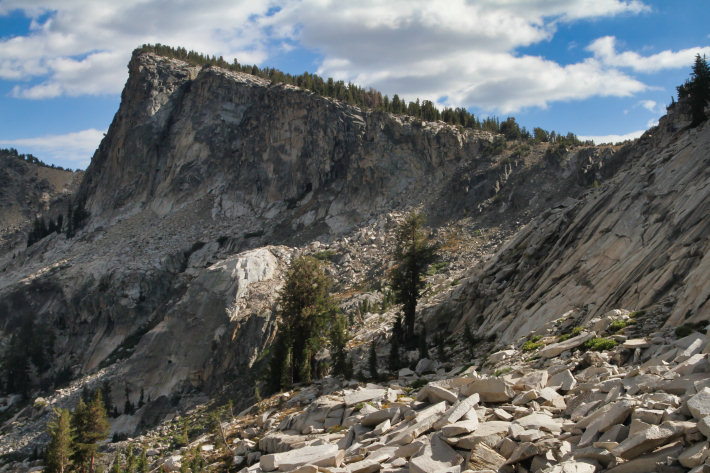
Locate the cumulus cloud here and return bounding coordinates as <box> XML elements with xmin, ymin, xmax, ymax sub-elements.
<box><xmin>578</xmin><ymin>129</ymin><xmax>645</xmax><ymax>144</ymax></box>
<box><xmin>588</xmin><ymin>36</ymin><xmax>710</xmax><ymax>73</ymax></box>
<box><xmin>0</xmin><ymin>129</ymin><xmax>105</xmax><ymax>168</ymax></box>
<box><xmin>265</xmin><ymin>0</ymin><xmax>653</xmax><ymax>112</ymax></box>
<box><xmin>0</xmin><ymin>0</ymin><xmax>694</xmax><ymax>114</ymax></box>
<box><xmin>0</xmin><ymin>0</ymin><xmax>275</xmax><ymax>97</ymax></box>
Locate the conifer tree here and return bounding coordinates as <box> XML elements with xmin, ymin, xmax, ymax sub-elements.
<box><xmin>329</xmin><ymin>314</ymin><xmax>348</xmax><ymax>377</ymax></box>
<box><xmin>72</xmin><ymin>391</ymin><xmax>110</xmax><ymax>473</ymax></box>
<box><xmin>46</xmin><ymin>408</ymin><xmax>74</xmax><ymax>473</ymax></box>
<box><xmin>137</xmin><ymin>447</ymin><xmax>149</xmax><ymax>473</ymax></box>
<box><xmin>390</xmin><ymin>212</ymin><xmax>437</xmax><ymax>343</ymax></box>
<box><xmin>109</xmin><ymin>451</ymin><xmax>122</xmax><ymax>473</ymax></box>
<box><xmin>269</xmin><ymin>256</ymin><xmax>338</xmax><ymax>391</ymax></box>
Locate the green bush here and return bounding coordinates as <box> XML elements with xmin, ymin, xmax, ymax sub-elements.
<box><xmin>571</xmin><ymin>326</ymin><xmax>584</xmax><ymax>336</ymax></box>
<box><xmin>522</xmin><ymin>341</ymin><xmax>544</xmax><ymax>352</ymax></box>
<box><xmin>530</xmin><ymin>335</ymin><xmax>543</xmax><ymax>342</ymax></box>
<box><xmin>584</xmin><ymin>337</ymin><xmax>617</xmax><ymax>351</ymax></box>
<box><xmin>675</xmin><ymin>325</ymin><xmax>694</xmax><ymax>338</ymax></box>
<box><xmin>608</xmin><ymin>320</ymin><xmax>628</xmax><ymax>332</ymax></box>
<box><xmin>557</xmin><ymin>333</ymin><xmax>571</xmax><ymax>342</ymax></box>
<box><xmin>494</xmin><ymin>367</ymin><xmax>512</xmax><ymax>377</ymax></box>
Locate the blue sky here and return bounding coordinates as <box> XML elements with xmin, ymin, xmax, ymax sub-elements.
<box><xmin>0</xmin><ymin>0</ymin><xmax>708</xmax><ymax>170</ymax></box>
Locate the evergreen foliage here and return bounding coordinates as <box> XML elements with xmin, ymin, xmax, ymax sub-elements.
<box><xmin>388</xmin><ymin>316</ymin><xmax>403</xmax><ymax>372</ymax></box>
<box><xmin>45</xmin><ymin>408</ymin><xmax>74</xmax><ymax>473</ymax></box>
<box><xmin>390</xmin><ymin>213</ymin><xmax>437</xmax><ymax>343</ymax></box>
<box><xmin>677</xmin><ymin>54</ymin><xmax>710</xmax><ymax>127</ymax></box>
<box><xmin>268</xmin><ymin>256</ymin><xmax>338</xmax><ymax>392</ymax></box>
<box><xmin>0</xmin><ymin>147</ymin><xmax>71</xmax><ymax>171</ymax></box>
<box><xmin>71</xmin><ymin>391</ymin><xmax>110</xmax><ymax>473</ymax></box>
<box><xmin>1</xmin><ymin>315</ymin><xmax>55</xmax><ymax>397</ymax></box>
<box><xmin>329</xmin><ymin>313</ymin><xmax>349</xmax><ymax>377</ymax></box>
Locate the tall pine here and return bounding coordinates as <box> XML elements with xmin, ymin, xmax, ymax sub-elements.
<box><xmin>72</xmin><ymin>391</ymin><xmax>110</xmax><ymax>473</ymax></box>
<box><xmin>390</xmin><ymin>212</ymin><xmax>437</xmax><ymax>343</ymax></box>
<box><xmin>46</xmin><ymin>408</ymin><xmax>74</xmax><ymax>473</ymax></box>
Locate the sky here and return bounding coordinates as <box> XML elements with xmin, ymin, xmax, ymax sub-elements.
<box><xmin>0</xmin><ymin>0</ymin><xmax>708</xmax><ymax>170</ymax></box>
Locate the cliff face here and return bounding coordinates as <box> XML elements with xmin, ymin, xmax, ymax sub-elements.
<box><xmin>79</xmin><ymin>52</ymin><xmax>485</xmax><ymax>239</ymax></box>
<box><xmin>438</xmin><ymin>112</ymin><xmax>710</xmax><ymax>342</ymax></box>
<box><xmin>0</xmin><ymin>153</ymin><xmax>80</xmax><ymax>251</ymax></box>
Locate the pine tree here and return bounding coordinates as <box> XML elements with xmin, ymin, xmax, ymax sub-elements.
<box><xmin>678</xmin><ymin>54</ymin><xmax>710</xmax><ymax>127</ymax></box>
<box><xmin>72</xmin><ymin>391</ymin><xmax>110</xmax><ymax>473</ymax></box>
<box><xmin>269</xmin><ymin>256</ymin><xmax>338</xmax><ymax>391</ymax></box>
<box><xmin>390</xmin><ymin>212</ymin><xmax>437</xmax><ymax>343</ymax></box>
<box><xmin>109</xmin><ymin>451</ymin><xmax>122</xmax><ymax>473</ymax></box>
<box><xmin>329</xmin><ymin>314</ymin><xmax>348</xmax><ymax>377</ymax></box>
<box><xmin>46</xmin><ymin>408</ymin><xmax>74</xmax><ymax>473</ymax></box>
<box><xmin>137</xmin><ymin>447</ymin><xmax>149</xmax><ymax>473</ymax></box>
<box><xmin>125</xmin><ymin>445</ymin><xmax>136</xmax><ymax>473</ymax></box>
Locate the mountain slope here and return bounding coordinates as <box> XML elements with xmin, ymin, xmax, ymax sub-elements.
<box><xmin>438</xmin><ymin>111</ymin><xmax>710</xmax><ymax>343</ymax></box>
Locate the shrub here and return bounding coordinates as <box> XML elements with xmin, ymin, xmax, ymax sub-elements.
<box><xmin>608</xmin><ymin>320</ymin><xmax>628</xmax><ymax>333</ymax></box>
<box><xmin>675</xmin><ymin>325</ymin><xmax>694</xmax><ymax>338</ymax></box>
<box><xmin>409</xmin><ymin>378</ymin><xmax>429</xmax><ymax>390</ymax></box>
<box><xmin>494</xmin><ymin>367</ymin><xmax>512</xmax><ymax>377</ymax></box>
<box><xmin>522</xmin><ymin>340</ymin><xmax>544</xmax><ymax>352</ymax></box>
<box><xmin>584</xmin><ymin>337</ymin><xmax>617</xmax><ymax>351</ymax></box>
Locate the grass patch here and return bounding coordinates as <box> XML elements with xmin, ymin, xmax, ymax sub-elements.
<box><xmin>522</xmin><ymin>340</ymin><xmax>544</xmax><ymax>352</ymax></box>
<box><xmin>608</xmin><ymin>320</ymin><xmax>628</xmax><ymax>332</ymax></box>
<box><xmin>494</xmin><ymin>367</ymin><xmax>512</xmax><ymax>377</ymax></box>
<box><xmin>425</xmin><ymin>261</ymin><xmax>449</xmax><ymax>276</ymax></box>
<box><xmin>584</xmin><ymin>337</ymin><xmax>617</xmax><ymax>351</ymax></box>
<box><xmin>313</xmin><ymin>250</ymin><xmax>337</xmax><ymax>261</ymax></box>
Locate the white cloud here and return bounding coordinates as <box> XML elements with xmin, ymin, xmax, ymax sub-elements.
<box><xmin>0</xmin><ymin>129</ymin><xmax>105</xmax><ymax>168</ymax></box>
<box><xmin>579</xmin><ymin>129</ymin><xmax>645</xmax><ymax>144</ymax></box>
<box><xmin>266</xmin><ymin>0</ymin><xmax>650</xmax><ymax>112</ymax></box>
<box><xmin>588</xmin><ymin>36</ymin><xmax>710</xmax><ymax>73</ymax></box>
<box><xmin>0</xmin><ymin>0</ymin><xmax>681</xmax><ymax>115</ymax></box>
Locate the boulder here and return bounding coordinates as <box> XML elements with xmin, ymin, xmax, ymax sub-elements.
<box><xmin>441</xmin><ymin>419</ymin><xmax>479</xmax><ymax>437</ymax></box>
<box><xmin>544</xmin><ymin>461</ymin><xmax>597</xmax><ymax>473</ymax></box>
<box><xmin>515</xmin><ymin>371</ymin><xmax>549</xmax><ymax>391</ymax></box>
<box><xmin>547</xmin><ymin>369</ymin><xmax>577</xmax><ymax>391</ymax></box>
<box><xmin>466</xmin><ymin>442</ymin><xmax>506</xmax><ymax>471</ymax></box>
<box><xmin>698</xmin><ymin>416</ymin><xmax>710</xmax><ymax>438</ymax></box>
<box><xmin>513</xmin><ymin>413</ymin><xmax>563</xmax><ymax>434</ymax></box>
<box><xmin>538</xmin><ymin>332</ymin><xmax>594</xmax><ymax>359</ymax></box>
<box><xmin>433</xmin><ymin>393</ymin><xmax>480</xmax><ymax>429</ymax></box>
<box><xmin>461</xmin><ymin>378</ymin><xmax>514</xmax><ymax>403</ymax></box>
<box><xmin>606</xmin><ymin>442</ymin><xmax>684</xmax><ymax>473</ymax></box>
<box><xmin>415</xmin><ymin>359</ymin><xmax>438</xmax><ymax>375</ymax></box>
<box><xmin>505</xmin><ymin>442</ymin><xmax>540</xmax><ymax>464</ymax></box>
<box><xmin>688</xmin><ymin>387</ymin><xmax>710</xmax><ymax>419</ymax></box>
<box><xmin>345</xmin><ymin>388</ymin><xmax>387</xmax><ymax>406</ymax></box>
<box><xmin>162</xmin><ymin>456</ymin><xmax>182</xmax><ymax>472</ymax></box>
<box><xmin>611</xmin><ymin>422</ymin><xmax>684</xmax><ymax>460</ymax></box>
<box><xmin>679</xmin><ymin>442</ymin><xmax>710</xmax><ymax>468</ymax></box>
<box><xmin>409</xmin><ymin>435</ymin><xmax>463</xmax><ymax>473</ymax></box>
<box><xmin>361</xmin><ymin>408</ymin><xmax>400</xmax><ymax>427</ymax></box>
<box><xmin>452</xmin><ymin>421</ymin><xmax>510</xmax><ymax>449</ymax></box>
<box><xmin>260</xmin><ymin>444</ymin><xmax>341</xmax><ymax>471</ymax></box>
<box><xmin>416</xmin><ymin>385</ymin><xmax>458</xmax><ymax>404</ymax></box>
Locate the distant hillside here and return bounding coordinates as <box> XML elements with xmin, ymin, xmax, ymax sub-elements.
<box><xmin>0</xmin><ymin>148</ymin><xmax>82</xmax><ymax>246</ymax></box>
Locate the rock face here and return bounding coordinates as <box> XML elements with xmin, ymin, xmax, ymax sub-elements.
<box><xmin>443</xmin><ymin>113</ymin><xmax>710</xmax><ymax>341</ymax></box>
<box><xmin>0</xmin><ymin>151</ymin><xmax>81</xmax><ymax>251</ymax></box>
